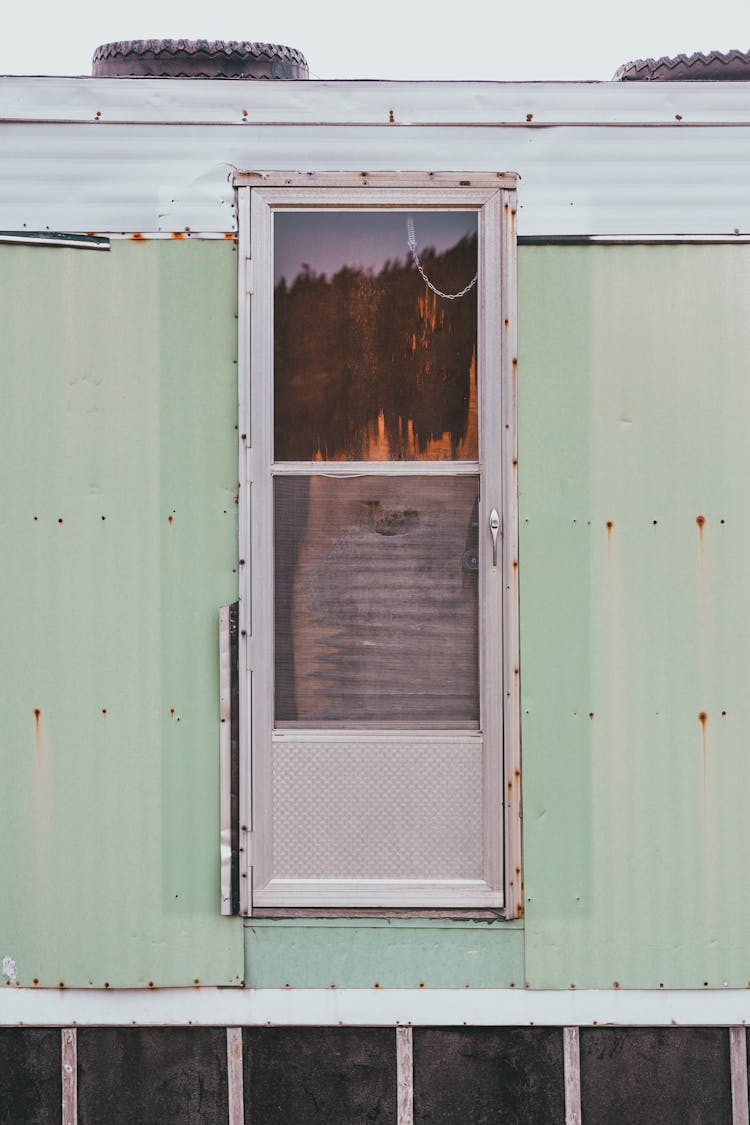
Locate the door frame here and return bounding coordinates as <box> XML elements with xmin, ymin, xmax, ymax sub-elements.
<box><xmin>235</xmin><ymin>172</ymin><xmax>521</xmax><ymax>916</ymax></box>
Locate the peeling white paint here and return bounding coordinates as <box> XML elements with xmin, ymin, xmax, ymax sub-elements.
<box><xmin>2</xmin><ymin>957</ymin><xmax>17</xmax><ymax>984</ymax></box>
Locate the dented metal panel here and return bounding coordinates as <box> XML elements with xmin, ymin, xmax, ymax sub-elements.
<box><xmin>0</xmin><ymin>238</ymin><xmax>243</xmax><ymax>987</ymax></box>
<box><xmin>519</xmin><ymin>244</ymin><xmax>750</xmax><ymax>988</ymax></box>
<box><xmin>0</xmin><ymin>79</ymin><xmax>748</xmax><ymax>235</ymax></box>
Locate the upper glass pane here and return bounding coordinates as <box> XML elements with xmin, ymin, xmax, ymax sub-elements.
<box><xmin>274</xmin><ymin>211</ymin><xmax>478</xmax><ymax>461</ymax></box>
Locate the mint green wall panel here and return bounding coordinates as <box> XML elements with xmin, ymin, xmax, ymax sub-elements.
<box><xmin>245</xmin><ymin>920</ymin><xmax>524</xmax><ymax>988</ymax></box>
<box><xmin>0</xmin><ymin>239</ymin><xmax>243</xmax><ymax>987</ymax></box>
<box><xmin>519</xmin><ymin>246</ymin><xmax>750</xmax><ymax>988</ymax></box>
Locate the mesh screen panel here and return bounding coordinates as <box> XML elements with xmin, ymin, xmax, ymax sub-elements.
<box><xmin>274</xmin><ymin>475</ymin><xmax>479</xmax><ymax>726</ymax></box>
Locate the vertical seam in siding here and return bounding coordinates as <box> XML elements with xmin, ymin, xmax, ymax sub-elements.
<box><xmin>730</xmin><ymin>1026</ymin><xmax>749</xmax><ymax>1125</ymax></box>
<box><xmin>396</xmin><ymin>1026</ymin><xmax>414</xmax><ymax>1125</ymax></box>
<box><xmin>61</xmin><ymin>1027</ymin><xmax>77</xmax><ymax>1125</ymax></box>
<box><xmin>563</xmin><ymin>1026</ymin><xmax>581</xmax><ymax>1125</ymax></box>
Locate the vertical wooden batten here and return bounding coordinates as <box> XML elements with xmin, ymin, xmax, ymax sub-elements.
<box><xmin>61</xmin><ymin>1027</ymin><xmax>77</xmax><ymax>1125</ymax></box>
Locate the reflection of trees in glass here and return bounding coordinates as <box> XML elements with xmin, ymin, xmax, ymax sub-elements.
<box><xmin>274</xmin><ymin>234</ymin><xmax>478</xmax><ymax>461</ymax></box>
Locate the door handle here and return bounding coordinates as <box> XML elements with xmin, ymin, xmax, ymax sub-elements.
<box><xmin>489</xmin><ymin>508</ymin><xmax>501</xmax><ymax>568</ymax></box>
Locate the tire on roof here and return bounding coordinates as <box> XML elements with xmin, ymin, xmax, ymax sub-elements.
<box><xmin>614</xmin><ymin>49</ymin><xmax>750</xmax><ymax>81</ymax></box>
<box><xmin>92</xmin><ymin>39</ymin><xmax>309</xmax><ymax>80</ymax></box>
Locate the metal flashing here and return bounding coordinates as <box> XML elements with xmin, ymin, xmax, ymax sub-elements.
<box><xmin>3</xmin><ymin>988</ymin><xmax>750</xmax><ymax>1027</ymax></box>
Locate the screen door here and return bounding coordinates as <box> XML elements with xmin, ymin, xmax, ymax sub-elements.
<box><xmin>243</xmin><ymin>182</ymin><xmax>508</xmax><ymax>908</ymax></box>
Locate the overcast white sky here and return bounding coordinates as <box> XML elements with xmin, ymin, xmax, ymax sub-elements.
<box><xmin>0</xmin><ymin>0</ymin><xmax>747</xmax><ymax>81</ymax></box>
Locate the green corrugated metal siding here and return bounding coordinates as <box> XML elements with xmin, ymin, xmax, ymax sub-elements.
<box><xmin>0</xmin><ymin>239</ymin><xmax>243</xmax><ymax>987</ymax></box>
<box><xmin>519</xmin><ymin>245</ymin><xmax>750</xmax><ymax>987</ymax></box>
<box><xmin>4</xmin><ymin>238</ymin><xmax>750</xmax><ymax>993</ymax></box>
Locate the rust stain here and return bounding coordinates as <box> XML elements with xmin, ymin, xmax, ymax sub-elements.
<box><xmin>57</xmin><ymin>517</ymin><xmax>63</xmax><ymax>525</ymax></box>
<box><xmin>588</xmin><ymin>712</ymin><xmax>594</xmax><ymax>720</ymax></box>
<box><xmin>223</xmin><ymin>232</ymin><xmax>236</xmax><ymax>240</ymax></box>
<box><xmin>167</xmin><ymin>514</ymin><xmax>173</xmax><ymax>526</ymax></box>
<box><xmin>526</xmin><ymin>113</ymin><xmax>533</xmax><ymax>122</ymax></box>
<box><xmin>170</xmin><ymin>708</ymin><xmax>175</xmax><ymax>719</ymax></box>
<box><xmin>101</xmin><ymin>708</ymin><xmax>107</xmax><ymax>716</ymax></box>
<box><xmin>131</xmin><ymin>233</ymin><xmax>144</xmax><ymax>240</ymax></box>
<box><xmin>388</xmin><ymin>109</ymin><xmax>395</xmax><ymax>123</ymax></box>
<box><xmin>696</xmin><ymin>514</ymin><xmax>706</xmax><ymax>571</ymax></box>
<box><xmin>170</xmin><ymin>231</ymin><xmax>185</xmax><ymax>239</ymax></box>
<box><xmin>606</xmin><ymin>520</ymin><xmax>614</xmax><ymax>539</ymax></box>
<box><xmin>699</xmin><ymin>711</ymin><xmax>708</xmax><ymax>785</ymax></box>
<box><xmin>33</xmin><ymin>708</ymin><xmax>41</xmax><ymax>735</ymax></box>
<box><xmin>675</xmin><ymin>114</ymin><xmax>683</xmax><ymax>121</ymax></box>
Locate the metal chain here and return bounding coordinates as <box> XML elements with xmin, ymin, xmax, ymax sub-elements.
<box><xmin>406</xmin><ymin>217</ymin><xmax>478</xmax><ymax>300</ymax></box>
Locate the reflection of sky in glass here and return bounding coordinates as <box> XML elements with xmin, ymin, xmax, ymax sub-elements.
<box><xmin>274</xmin><ymin>211</ymin><xmax>478</xmax><ymax>286</ymax></box>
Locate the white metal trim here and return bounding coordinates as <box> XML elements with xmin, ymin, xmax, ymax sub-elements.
<box><xmin>249</xmin><ymin>186</ymin><xmax>501</xmax><ymax>209</ymax></box>
<box><xmin>253</xmin><ymin>881</ymin><xmax>503</xmax><ymax>909</ymax></box>
<box><xmin>500</xmin><ymin>189</ymin><xmax>522</xmax><ymax>920</ymax></box>
<box><xmin>271</xmin><ymin>461</ymin><xmax>480</xmax><ymax>476</ymax></box>
<box><xmin>237</xmin><ymin>185</ymin><xmax>253</xmax><ymax>916</ymax></box>
<box><xmin>7</xmin><ymin>988</ymin><xmax>750</xmax><ymax>1027</ymax></box>
<box><xmin>219</xmin><ymin>605</ymin><xmax>232</xmax><ymax>915</ymax></box>
<box><xmin>241</xmin><ymin>179</ymin><xmax>517</xmax><ymax>913</ymax></box>
<box><xmin>7</xmin><ymin>77</ymin><xmax>750</xmax><ymax>128</ymax></box>
<box><xmin>234</xmin><ymin>172</ymin><xmax>517</xmax><ymax>189</ymax></box>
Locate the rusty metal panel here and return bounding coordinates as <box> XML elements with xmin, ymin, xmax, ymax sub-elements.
<box><xmin>0</xmin><ymin>238</ymin><xmax>243</xmax><ymax>986</ymax></box>
<box><xmin>519</xmin><ymin>244</ymin><xmax>750</xmax><ymax>987</ymax></box>
<box><xmin>0</xmin><ymin>79</ymin><xmax>749</xmax><ymax>234</ymax></box>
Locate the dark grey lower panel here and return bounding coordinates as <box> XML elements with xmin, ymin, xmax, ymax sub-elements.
<box><xmin>77</xmin><ymin>1027</ymin><xmax>228</xmax><ymax>1125</ymax></box>
<box><xmin>243</xmin><ymin>1027</ymin><xmax>397</xmax><ymax>1124</ymax></box>
<box><xmin>0</xmin><ymin>1028</ymin><xmax>60</xmax><ymax>1125</ymax></box>
<box><xmin>580</xmin><ymin>1027</ymin><xmax>733</xmax><ymax>1125</ymax></box>
<box><xmin>413</xmin><ymin>1027</ymin><xmax>565</xmax><ymax>1124</ymax></box>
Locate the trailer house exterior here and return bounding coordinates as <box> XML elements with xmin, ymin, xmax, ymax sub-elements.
<box><xmin>2</xmin><ymin>40</ymin><xmax>750</xmax><ymax>1123</ymax></box>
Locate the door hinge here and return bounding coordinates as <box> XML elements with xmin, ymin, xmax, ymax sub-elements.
<box><xmin>244</xmin><ymin>257</ymin><xmax>254</xmax><ymax>295</ymax></box>
<box><xmin>242</xmin><ymin>828</ymin><xmax>255</xmax><ymax>866</ymax></box>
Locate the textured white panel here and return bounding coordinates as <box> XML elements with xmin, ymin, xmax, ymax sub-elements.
<box><xmin>271</xmin><ymin>736</ymin><xmax>483</xmax><ymax>878</ymax></box>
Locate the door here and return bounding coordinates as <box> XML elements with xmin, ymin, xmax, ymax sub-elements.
<box><xmin>239</xmin><ymin>175</ymin><xmax>516</xmax><ymax>909</ymax></box>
